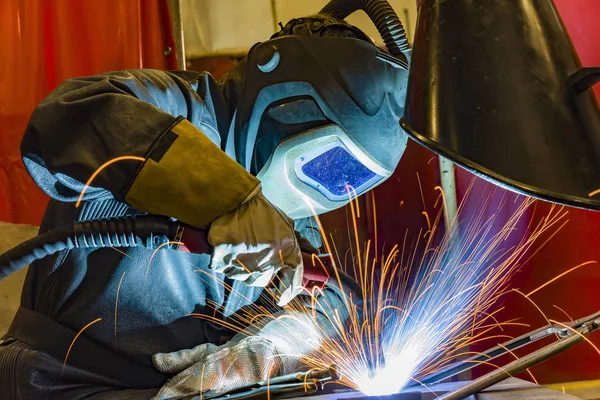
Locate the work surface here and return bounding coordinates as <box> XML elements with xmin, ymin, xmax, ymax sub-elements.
<box><xmin>0</xmin><ymin>221</ymin><xmax>38</xmax><ymax>333</ymax></box>
<box><xmin>298</xmin><ymin>378</ymin><xmax>581</xmax><ymax>400</ymax></box>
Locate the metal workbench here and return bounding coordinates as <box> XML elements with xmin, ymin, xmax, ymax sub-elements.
<box><xmin>298</xmin><ymin>378</ymin><xmax>581</xmax><ymax>400</ymax></box>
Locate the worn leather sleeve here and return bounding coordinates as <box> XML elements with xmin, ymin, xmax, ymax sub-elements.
<box><xmin>21</xmin><ymin>69</ymin><xmax>224</xmax><ymax>202</ymax></box>
<box><xmin>125</xmin><ymin>118</ymin><xmax>259</xmax><ymax>229</ymax></box>
<box><xmin>20</xmin><ymin>69</ymin><xmax>257</xmax><ymax>226</ymax></box>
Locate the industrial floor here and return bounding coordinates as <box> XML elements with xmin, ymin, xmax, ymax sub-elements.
<box><xmin>1</xmin><ymin>222</ymin><xmax>599</xmax><ymax>399</ymax></box>
<box><xmin>0</xmin><ymin>221</ymin><xmax>37</xmax><ymax>333</ymax></box>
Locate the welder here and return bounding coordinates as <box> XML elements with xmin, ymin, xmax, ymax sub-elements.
<box><xmin>0</xmin><ymin>1</ymin><xmax>410</xmax><ymax>399</ymax></box>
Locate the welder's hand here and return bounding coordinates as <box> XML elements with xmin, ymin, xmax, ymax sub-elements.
<box><xmin>208</xmin><ymin>185</ymin><xmax>303</xmax><ymax>306</ymax></box>
<box><xmin>152</xmin><ymin>313</ymin><xmax>323</xmax><ymax>400</ymax></box>
<box><xmin>152</xmin><ymin>336</ymin><xmax>282</xmax><ymax>399</ymax></box>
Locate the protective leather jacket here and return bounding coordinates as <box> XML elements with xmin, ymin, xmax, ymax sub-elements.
<box><xmin>0</xmin><ymin>69</ymin><xmax>323</xmax><ymax>399</ymax></box>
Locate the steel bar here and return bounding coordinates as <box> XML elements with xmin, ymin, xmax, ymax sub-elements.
<box><xmin>438</xmin><ymin>320</ymin><xmax>599</xmax><ymax>400</ymax></box>
<box><xmin>168</xmin><ymin>381</ymin><xmax>321</xmax><ymax>400</ymax></box>
<box><xmin>168</xmin><ymin>0</ymin><xmax>186</xmax><ymax>70</ymax></box>
<box><xmin>414</xmin><ymin>310</ymin><xmax>600</xmax><ymax>386</ymax></box>
<box><xmin>413</xmin><ymin>325</ymin><xmax>562</xmax><ymax>386</ymax></box>
<box><xmin>167</xmin><ymin>367</ymin><xmax>338</xmax><ymax>400</ymax></box>
<box><xmin>438</xmin><ymin>156</ymin><xmax>458</xmax><ymax>230</ymax></box>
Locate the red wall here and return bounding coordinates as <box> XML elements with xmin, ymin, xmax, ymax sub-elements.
<box><xmin>0</xmin><ymin>0</ymin><xmax>176</xmax><ymax>225</ymax></box>
<box><xmin>555</xmin><ymin>0</ymin><xmax>600</xmax><ymax>100</ymax></box>
<box><xmin>466</xmin><ymin>0</ymin><xmax>600</xmax><ymax>383</ymax></box>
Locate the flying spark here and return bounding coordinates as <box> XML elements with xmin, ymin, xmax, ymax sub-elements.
<box><xmin>189</xmin><ymin>183</ymin><xmax>568</xmax><ymax>396</ymax></box>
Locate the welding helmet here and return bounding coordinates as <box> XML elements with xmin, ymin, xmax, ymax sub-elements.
<box><xmin>223</xmin><ymin>0</ymin><xmax>412</xmax><ymax>219</ymax></box>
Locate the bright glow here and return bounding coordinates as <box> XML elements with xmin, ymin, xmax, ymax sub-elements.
<box><xmin>187</xmin><ymin>186</ymin><xmax>567</xmax><ymax>396</ymax></box>
<box><xmin>299</xmin><ymin>189</ymin><xmax>566</xmax><ymax>396</ymax></box>
<box><xmin>357</xmin><ymin>341</ymin><xmax>424</xmax><ymax>395</ymax></box>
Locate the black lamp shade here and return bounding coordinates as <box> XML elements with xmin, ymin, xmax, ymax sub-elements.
<box><xmin>401</xmin><ymin>0</ymin><xmax>600</xmax><ymax>210</ymax></box>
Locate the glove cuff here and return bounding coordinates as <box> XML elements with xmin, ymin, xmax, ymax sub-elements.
<box><xmin>125</xmin><ymin>118</ymin><xmax>259</xmax><ymax>229</ymax></box>
<box><xmin>242</xmin><ymin>184</ymin><xmax>262</xmax><ymax>204</ymax></box>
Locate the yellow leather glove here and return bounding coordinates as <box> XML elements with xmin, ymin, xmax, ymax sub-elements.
<box><xmin>208</xmin><ymin>185</ymin><xmax>303</xmax><ymax>306</ymax></box>
<box><xmin>152</xmin><ymin>313</ymin><xmax>322</xmax><ymax>399</ymax></box>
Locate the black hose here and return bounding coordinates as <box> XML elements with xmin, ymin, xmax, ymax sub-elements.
<box><xmin>320</xmin><ymin>0</ymin><xmax>411</xmax><ymax>60</ymax></box>
<box><xmin>0</xmin><ymin>227</ymin><xmax>74</xmax><ymax>279</ymax></box>
<box><xmin>0</xmin><ymin>215</ymin><xmax>175</xmax><ymax>280</ymax></box>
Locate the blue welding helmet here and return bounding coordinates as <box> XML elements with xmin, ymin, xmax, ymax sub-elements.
<box><xmin>223</xmin><ymin>1</ymin><xmax>412</xmax><ymax>218</ymax></box>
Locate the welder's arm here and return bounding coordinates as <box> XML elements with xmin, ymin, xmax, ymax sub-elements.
<box><xmin>21</xmin><ymin>69</ymin><xmax>303</xmax><ymax>303</ymax></box>
<box><xmin>21</xmin><ymin>69</ymin><xmax>256</xmax><ymax>229</ymax></box>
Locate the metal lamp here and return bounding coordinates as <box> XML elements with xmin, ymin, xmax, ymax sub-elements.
<box><xmin>401</xmin><ymin>0</ymin><xmax>600</xmax><ymax>210</ymax></box>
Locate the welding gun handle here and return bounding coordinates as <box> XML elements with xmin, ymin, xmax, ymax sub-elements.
<box><xmin>170</xmin><ymin>381</ymin><xmax>321</xmax><ymax>400</ymax></box>
<box><xmin>174</xmin><ymin>223</ymin><xmax>212</xmax><ymax>254</ymax></box>
<box><xmin>302</xmin><ymin>252</ymin><xmax>363</xmax><ymax>300</ymax></box>
<box><xmin>204</xmin><ymin>367</ymin><xmax>339</xmax><ymax>398</ymax></box>
<box><xmin>302</xmin><ymin>253</ymin><xmax>332</xmax><ymax>289</ymax></box>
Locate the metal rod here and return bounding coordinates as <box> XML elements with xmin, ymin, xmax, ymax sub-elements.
<box><xmin>167</xmin><ymin>381</ymin><xmax>320</xmax><ymax>400</ymax></box>
<box><xmin>416</xmin><ymin>310</ymin><xmax>600</xmax><ymax>386</ymax></box>
<box><xmin>415</xmin><ymin>325</ymin><xmax>560</xmax><ymax>385</ymax></box>
<box><xmin>437</xmin><ymin>327</ymin><xmax>592</xmax><ymax>400</ymax></box>
<box><xmin>271</xmin><ymin>0</ymin><xmax>279</xmax><ymax>33</ymax></box>
<box><xmin>168</xmin><ymin>0</ymin><xmax>186</xmax><ymax>70</ymax></box>
<box><xmin>168</xmin><ymin>366</ymin><xmax>339</xmax><ymax>400</ymax></box>
<box><xmin>437</xmin><ymin>155</ymin><xmax>462</xmax><ymax>381</ymax></box>
<box><xmin>438</xmin><ymin>156</ymin><xmax>458</xmax><ymax>230</ymax></box>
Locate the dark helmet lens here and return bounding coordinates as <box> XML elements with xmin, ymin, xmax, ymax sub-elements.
<box><xmin>295</xmin><ymin>145</ymin><xmax>383</xmax><ymax>201</ymax></box>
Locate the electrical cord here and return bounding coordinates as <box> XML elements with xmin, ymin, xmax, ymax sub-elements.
<box><xmin>0</xmin><ymin>215</ymin><xmax>176</xmax><ymax>280</ymax></box>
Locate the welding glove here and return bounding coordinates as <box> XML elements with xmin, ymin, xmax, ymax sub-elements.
<box><xmin>152</xmin><ymin>313</ymin><xmax>323</xmax><ymax>400</ymax></box>
<box><xmin>208</xmin><ymin>185</ymin><xmax>303</xmax><ymax>306</ymax></box>
<box><xmin>120</xmin><ymin>118</ymin><xmax>302</xmax><ymax>305</ymax></box>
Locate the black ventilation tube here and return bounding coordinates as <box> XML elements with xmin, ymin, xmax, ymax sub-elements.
<box><xmin>320</xmin><ymin>0</ymin><xmax>411</xmax><ymax>60</ymax></box>
<box><xmin>0</xmin><ymin>215</ymin><xmax>176</xmax><ymax>280</ymax></box>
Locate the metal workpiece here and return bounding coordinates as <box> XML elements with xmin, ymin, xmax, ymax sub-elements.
<box><xmin>168</xmin><ymin>366</ymin><xmax>340</xmax><ymax>400</ymax></box>
<box><xmin>402</xmin><ymin>0</ymin><xmax>600</xmax><ymax>211</ymax></box>
<box><xmin>438</xmin><ymin>335</ymin><xmax>586</xmax><ymax>400</ymax></box>
<box><xmin>224</xmin><ymin>366</ymin><xmax>341</xmax><ymax>396</ymax></box>
<box><xmin>184</xmin><ymin>379</ymin><xmax>572</xmax><ymax>400</ymax></box>
<box><xmin>167</xmin><ymin>312</ymin><xmax>600</xmax><ymax>400</ymax></box>
<box><xmin>299</xmin><ymin>378</ymin><xmax>579</xmax><ymax>400</ymax></box>
<box><xmin>414</xmin><ymin>310</ymin><xmax>600</xmax><ymax>388</ymax></box>
<box><xmin>436</xmin><ymin>311</ymin><xmax>600</xmax><ymax>400</ymax></box>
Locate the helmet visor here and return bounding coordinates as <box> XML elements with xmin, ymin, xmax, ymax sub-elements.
<box><xmin>294</xmin><ymin>142</ymin><xmax>384</xmax><ymax>201</ymax></box>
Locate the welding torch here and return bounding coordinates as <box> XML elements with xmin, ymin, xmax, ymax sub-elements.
<box><xmin>302</xmin><ymin>253</ymin><xmax>362</xmax><ymax>298</ymax></box>
<box><xmin>166</xmin><ymin>366</ymin><xmax>341</xmax><ymax>400</ymax></box>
